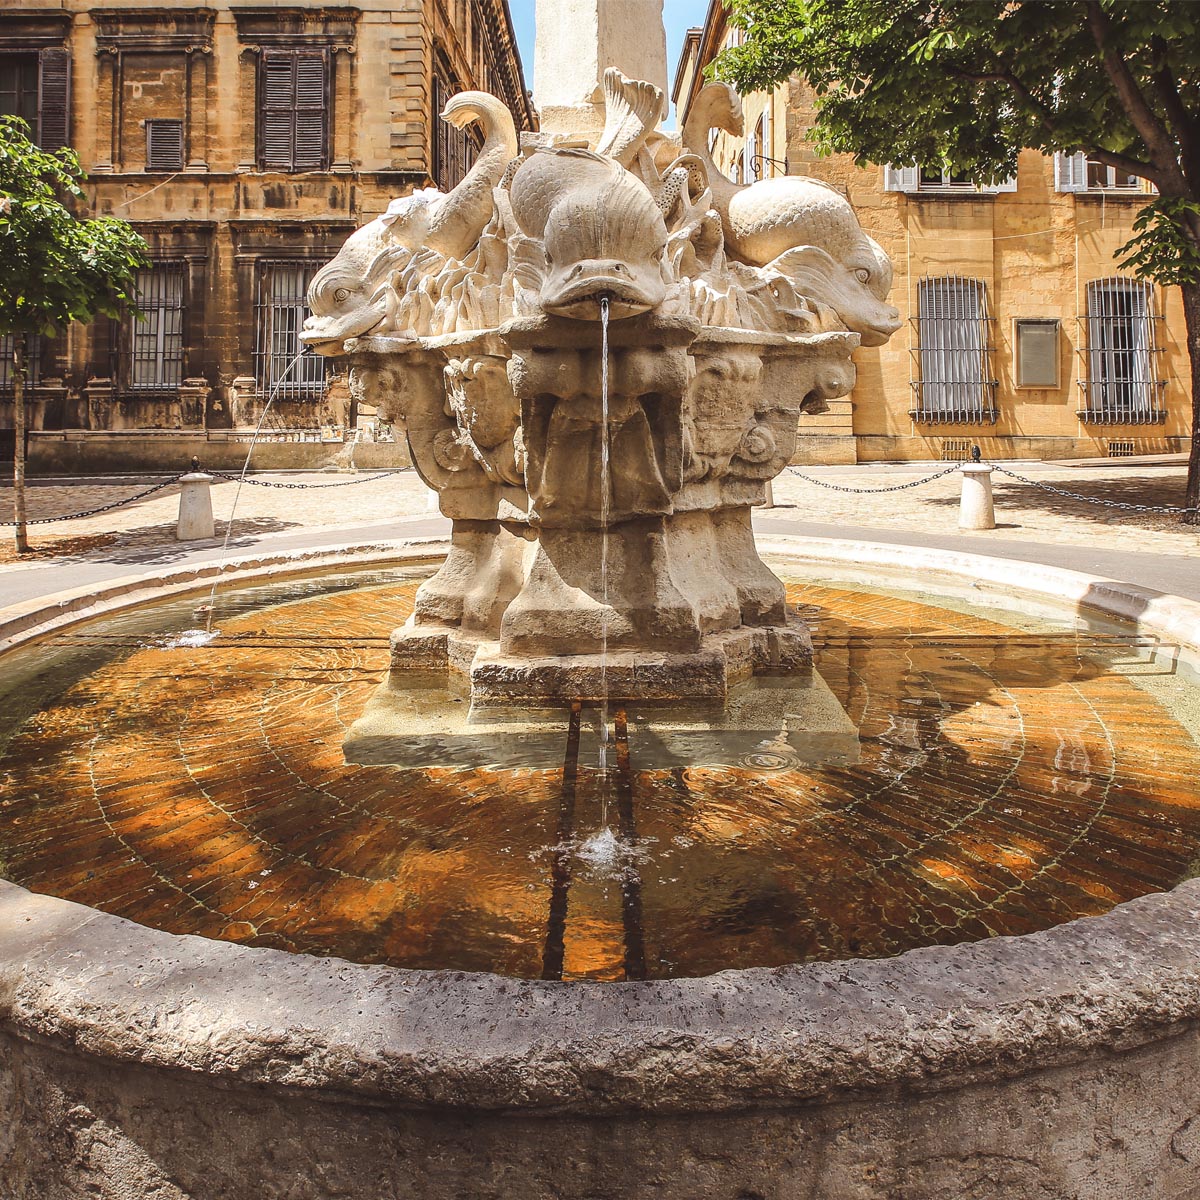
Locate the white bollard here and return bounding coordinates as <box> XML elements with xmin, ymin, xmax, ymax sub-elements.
<box><xmin>762</xmin><ymin>479</ymin><xmax>775</xmax><ymax>509</ymax></box>
<box><xmin>176</xmin><ymin>472</ymin><xmax>216</xmax><ymax>540</ymax></box>
<box><xmin>958</xmin><ymin>462</ymin><xmax>996</xmax><ymax>530</ymax></box>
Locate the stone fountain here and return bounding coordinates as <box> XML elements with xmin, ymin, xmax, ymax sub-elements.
<box><xmin>301</xmin><ymin>4</ymin><xmax>900</xmax><ymax>764</ymax></box>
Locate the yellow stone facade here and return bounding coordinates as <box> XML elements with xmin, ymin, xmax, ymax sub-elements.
<box><xmin>0</xmin><ymin>1</ymin><xmax>533</xmax><ymax>448</ymax></box>
<box><xmin>674</xmin><ymin>6</ymin><xmax>1192</xmax><ymax>464</ymax></box>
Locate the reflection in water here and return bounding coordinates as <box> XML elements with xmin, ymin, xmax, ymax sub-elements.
<box><xmin>1</xmin><ymin>570</ymin><xmax>1199</xmax><ymax>981</ymax></box>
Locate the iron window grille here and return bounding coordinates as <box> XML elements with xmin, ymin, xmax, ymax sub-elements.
<box><xmin>910</xmin><ymin>276</ymin><xmax>998</xmax><ymax>424</ymax></box>
<box><xmin>431</xmin><ymin>54</ymin><xmax>478</xmax><ymax>192</ymax></box>
<box><xmin>117</xmin><ymin>263</ymin><xmax>186</xmax><ymax>394</ymax></box>
<box><xmin>145</xmin><ymin>118</ymin><xmax>184</xmax><ymax>171</ymax></box>
<box><xmin>1077</xmin><ymin>278</ymin><xmax>1166</xmax><ymax>423</ymax></box>
<box><xmin>254</xmin><ymin>260</ymin><xmax>328</xmax><ymax>399</ymax></box>
<box><xmin>259</xmin><ymin>50</ymin><xmax>329</xmax><ymax>172</ymax></box>
<box><xmin>0</xmin><ymin>334</ymin><xmax>43</xmax><ymax>394</ymax></box>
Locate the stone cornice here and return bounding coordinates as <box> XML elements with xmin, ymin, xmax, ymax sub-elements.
<box><xmin>230</xmin><ymin>6</ymin><xmax>359</xmax><ymax>48</ymax></box>
<box><xmin>90</xmin><ymin>8</ymin><xmax>216</xmax><ymax>53</ymax></box>
<box><xmin>0</xmin><ymin>10</ymin><xmax>73</xmax><ymax>48</ymax></box>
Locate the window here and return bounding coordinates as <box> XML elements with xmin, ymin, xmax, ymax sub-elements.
<box><xmin>145</xmin><ymin>118</ymin><xmax>184</xmax><ymax>171</ymax></box>
<box><xmin>0</xmin><ymin>54</ymin><xmax>39</xmax><ymax>130</ymax></box>
<box><xmin>1055</xmin><ymin>152</ymin><xmax>1142</xmax><ymax>192</ymax></box>
<box><xmin>920</xmin><ymin>165</ymin><xmax>974</xmax><ymax>190</ymax></box>
<box><xmin>0</xmin><ymin>49</ymin><xmax>69</xmax><ymax>150</ymax></box>
<box><xmin>254</xmin><ymin>261</ymin><xmax>328</xmax><ymax>398</ymax></box>
<box><xmin>431</xmin><ymin>54</ymin><xmax>478</xmax><ymax>191</ymax></box>
<box><xmin>912</xmin><ymin>276</ymin><xmax>997</xmax><ymax>423</ymax></box>
<box><xmin>260</xmin><ymin>51</ymin><xmax>328</xmax><ymax>171</ymax></box>
<box><xmin>1079</xmin><ymin>278</ymin><xmax>1165</xmax><ymax>423</ymax></box>
<box><xmin>126</xmin><ymin>263</ymin><xmax>185</xmax><ymax>393</ymax></box>
<box><xmin>1015</xmin><ymin>319</ymin><xmax>1060</xmax><ymax>388</ymax></box>
<box><xmin>0</xmin><ymin>334</ymin><xmax>43</xmax><ymax>394</ymax></box>
<box><xmin>885</xmin><ymin>165</ymin><xmax>1016</xmax><ymax>194</ymax></box>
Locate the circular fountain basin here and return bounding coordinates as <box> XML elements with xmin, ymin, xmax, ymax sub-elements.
<box><xmin>3</xmin><ymin>538</ymin><xmax>1200</xmax><ymax>1198</ymax></box>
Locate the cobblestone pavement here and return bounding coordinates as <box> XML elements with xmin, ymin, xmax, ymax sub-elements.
<box><xmin>0</xmin><ymin>459</ymin><xmax>1195</xmax><ymax>567</ymax></box>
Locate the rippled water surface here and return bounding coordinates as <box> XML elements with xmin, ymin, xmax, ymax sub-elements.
<box><xmin>2</xmin><ymin>565</ymin><xmax>1198</xmax><ymax>980</ymax></box>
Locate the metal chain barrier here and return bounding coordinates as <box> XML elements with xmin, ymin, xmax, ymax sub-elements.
<box><xmin>0</xmin><ymin>475</ymin><xmax>185</xmax><ymax>526</ymax></box>
<box><xmin>207</xmin><ymin>468</ymin><xmax>411</xmax><ymax>489</ymax></box>
<box><xmin>985</xmin><ymin>460</ymin><xmax>1199</xmax><ymax>515</ymax></box>
<box><xmin>786</xmin><ymin>462</ymin><xmax>962</xmax><ymax>493</ymax></box>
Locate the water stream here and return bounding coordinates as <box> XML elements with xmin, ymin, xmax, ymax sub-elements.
<box><xmin>596</xmin><ymin>295</ymin><xmax>611</xmax><ymax>825</ymax></box>
<box><xmin>199</xmin><ymin>351</ymin><xmax>312</xmax><ymax>634</ymax></box>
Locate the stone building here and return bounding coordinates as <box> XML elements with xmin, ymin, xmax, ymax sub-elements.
<box><xmin>674</xmin><ymin>4</ymin><xmax>1192</xmax><ymax>463</ymax></box>
<box><xmin>0</xmin><ymin>0</ymin><xmax>533</xmax><ymax>468</ymax></box>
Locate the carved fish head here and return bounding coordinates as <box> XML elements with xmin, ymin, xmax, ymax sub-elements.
<box><xmin>540</xmin><ymin>170</ymin><xmax>671</xmax><ymax>320</ymax></box>
<box><xmin>766</xmin><ymin>243</ymin><xmax>901</xmax><ymax>347</ymax></box>
<box><xmin>301</xmin><ymin>229</ymin><xmax>411</xmax><ymax>355</ymax></box>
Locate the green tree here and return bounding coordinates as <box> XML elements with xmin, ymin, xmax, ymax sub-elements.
<box><xmin>0</xmin><ymin>115</ymin><xmax>148</xmax><ymax>551</ymax></box>
<box><xmin>715</xmin><ymin>0</ymin><xmax>1200</xmax><ymax>522</ymax></box>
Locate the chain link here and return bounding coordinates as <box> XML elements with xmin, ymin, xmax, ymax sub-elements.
<box><xmin>0</xmin><ymin>475</ymin><xmax>185</xmax><ymax>526</ymax></box>
<box><xmin>985</xmin><ymin>461</ymin><xmax>1199</xmax><ymax>514</ymax></box>
<box><xmin>207</xmin><ymin>468</ymin><xmax>411</xmax><ymax>489</ymax></box>
<box><xmin>786</xmin><ymin>462</ymin><xmax>962</xmax><ymax>493</ymax></box>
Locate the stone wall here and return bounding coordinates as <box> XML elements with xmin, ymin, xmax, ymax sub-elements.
<box><xmin>25</xmin><ymin>430</ymin><xmax>411</xmax><ymax>475</ymax></box>
<box><xmin>673</xmin><ymin>18</ymin><xmax>1194</xmax><ymax>464</ymax></box>
<box><xmin>0</xmin><ymin>0</ymin><xmax>534</xmax><ymax>443</ymax></box>
<box><xmin>3</xmin><ymin>876</ymin><xmax>1200</xmax><ymax>1199</ymax></box>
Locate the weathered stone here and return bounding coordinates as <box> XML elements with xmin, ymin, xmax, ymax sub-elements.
<box><xmin>302</xmin><ymin>69</ymin><xmax>894</xmax><ymax>708</ymax></box>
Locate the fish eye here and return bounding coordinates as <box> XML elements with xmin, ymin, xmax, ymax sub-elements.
<box><xmin>854</xmin><ymin>268</ymin><xmax>871</xmax><ymax>284</ymax></box>
<box><xmin>333</xmin><ymin>287</ymin><xmax>351</xmax><ymax>302</ymax></box>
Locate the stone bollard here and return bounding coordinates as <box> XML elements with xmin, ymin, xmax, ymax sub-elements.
<box><xmin>958</xmin><ymin>462</ymin><xmax>996</xmax><ymax>530</ymax></box>
<box><xmin>176</xmin><ymin>472</ymin><xmax>216</xmax><ymax>541</ymax></box>
<box><xmin>762</xmin><ymin>480</ymin><xmax>775</xmax><ymax>509</ymax></box>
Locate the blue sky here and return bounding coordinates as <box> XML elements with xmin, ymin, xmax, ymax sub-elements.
<box><xmin>507</xmin><ymin>1</ymin><xmax>710</xmax><ymax>129</ymax></box>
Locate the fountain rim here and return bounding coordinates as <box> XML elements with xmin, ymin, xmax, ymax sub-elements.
<box><xmin>2</xmin><ymin>533</ymin><xmax>1200</xmax><ymax>1115</ymax></box>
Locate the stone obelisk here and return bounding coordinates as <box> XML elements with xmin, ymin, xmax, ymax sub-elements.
<box><xmin>532</xmin><ymin>0</ymin><xmax>668</xmax><ymax>140</ymax></box>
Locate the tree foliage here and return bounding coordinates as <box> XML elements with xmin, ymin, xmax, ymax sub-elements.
<box><xmin>713</xmin><ymin>0</ymin><xmax>1200</xmax><ymax>284</ymax></box>
<box><xmin>0</xmin><ymin>114</ymin><xmax>148</xmax><ymax>339</ymax></box>
<box><xmin>0</xmin><ymin>115</ymin><xmax>149</xmax><ymax>552</ymax></box>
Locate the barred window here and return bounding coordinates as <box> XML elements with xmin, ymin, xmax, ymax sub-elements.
<box><xmin>912</xmin><ymin>276</ymin><xmax>997</xmax><ymax>423</ymax></box>
<box><xmin>431</xmin><ymin>54</ymin><xmax>478</xmax><ymax>191</ymax></box>
<box><xmin>127</xmin><ymin>263</ymin><xmax>186</xmax><ymax>393</ymax></box>
<box><xmin>1079</xmin><ymin>278</ymin><xmax>1165</xmax><ymax>423</ymax></box>
<box><xmin>254</xmin><ymin>261</ymin><xmax>328</xmax><ymax>398</ymax></box>
<box><xmin>260</xmin><ymin>51</ymin><xmax>328</xmax><ymax>171</ymax></box>
<box><xmin>0</xmin><ymin>334</ymin><xmax>43</xmax><ymax>394</ymax></box>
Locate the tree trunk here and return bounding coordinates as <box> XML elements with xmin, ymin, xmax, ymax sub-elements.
<box><xmin>12</xmin><ymin>335</ymin><xmax>28</xmax><ymax>553</ymax></box>
<box><xmin>1184</xmin><ymin>279</ymin><xmax>1200</xmax><ymax>525</ymax></box>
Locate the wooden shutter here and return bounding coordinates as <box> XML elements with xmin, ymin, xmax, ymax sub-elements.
<box><xmin>260</xmin><ymin>51</ymin><xmax>327</xmax><ymax>171</ymax></box>
<box><xmin>292</xmin><ymin>52</ymin><xmax>328</xmax><ymax>170</ymax></box>
<box><xmin>146</xmin><ymin>119</ymin><xmax>184</xmax><ymax>171</ymax></box>
<box><xmin>884</xmin><ymin>165</ymin><xmax>919</xmax><ymax>192</ymax></box>
<box><xmin>1054</xmin><ymin>151</ymin><xmax>1087</xmax><ymax>192</ymax></box>
<box><xmin>37</xmin><ymin>48</ymin><xmax>70</xmax><ymax>151</ymax></box>
<box><xmin>261</xmin><ymin>52</ymin><xmax>297</xmax><ymax>168</ymax></box>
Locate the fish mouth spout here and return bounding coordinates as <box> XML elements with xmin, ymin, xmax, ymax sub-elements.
<box><xmin>300</xmin><ymin>308</ymin><xmax>387</xmax><ymax>356</ymax></box>
<box><xmin>541</xmin><ymin>259</ymin><xmax>665</xmax><ymax>320</ymax></box>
